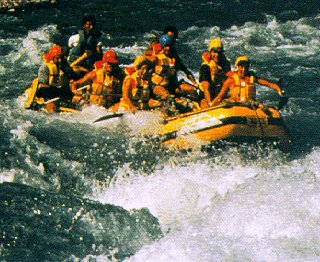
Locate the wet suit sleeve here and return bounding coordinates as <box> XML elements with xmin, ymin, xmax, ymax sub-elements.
<box><xmin>173</xmin><ymin>52</ymin><xmax>192</xmax><ymax>76</ymax></box>
<box><xmin>199</xmin><ymin>64</ymin><xmax>211</xmax><ymax>82</ymax></box>
<box><xmin>38</xmin><ymin>63</ymin><xmax>49</xmax><ymax>85</ymax></box>
<box><xmin>221</xmin><ymin>54</ymin><xmax>231</xmax><ymax>73</ymax></box>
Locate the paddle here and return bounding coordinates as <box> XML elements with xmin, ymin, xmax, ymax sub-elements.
<box><xmin>93</xmin><ymin>112</ymin><xmax>124</xmax><ymax>123</ymax></box>
<box><xmin>43</xmin><ymin>85</ymin><xmax>89</xmax><ymax>105</ymax></box>
<box><xmin>43</xmin><ymin>97</ymin><xmax>61</xmax><ymax>105</ymax></box>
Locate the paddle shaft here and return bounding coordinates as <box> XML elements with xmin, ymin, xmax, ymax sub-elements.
<box><xmin>93</xmin><ymin>113</ymin><xmax>125</xmax><ymax>123</ymax></box>
<box><xmin>44</xmin><ymin>85</ymin><xmax>89</xmax><ymax>105</ymax></box>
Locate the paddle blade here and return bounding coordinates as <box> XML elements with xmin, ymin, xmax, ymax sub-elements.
<box><xmin>93</xmin><ymin>113</ymin><xmax>124</xmax><ymax>123</ymax></box>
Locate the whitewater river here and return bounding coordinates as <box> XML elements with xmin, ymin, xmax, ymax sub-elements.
<box><xmin>0</xmin><ymin>0</ymin><xmax>320</xmax><ymax>261</ymax></box>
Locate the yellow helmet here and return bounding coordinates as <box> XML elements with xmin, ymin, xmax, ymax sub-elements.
<box><xmin>234</xmin><ymin>56</ymin><xmax>250</xmax><ymax>66</ymax></box>
<box><xmin>208</xmin><ymin>38</ymin><xmax>223</xmax><ymax>51</ymax></box>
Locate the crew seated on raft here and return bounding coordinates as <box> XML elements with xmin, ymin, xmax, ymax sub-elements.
<box><xmin>112</xmin><ymin>59</ymin><xmax>162</xmax><ymax>112</ymax></box>
<box><xmin>71</xmin><ymin>48</ymin><xmax>199</xmax><ymax>115</ymax></box>
<box><xmin>199</xmin><ymin>38</ymin><xmax>231</xmax><ymax>109</ymax></box>
<box><xmin>24</xmin><ymin>45</ymin><xmax>74</xmax><ymax>113</ymax></box>
<box><xmin>24</xmin><ymin>30</ymin><xmax>285</xmax><ymax>115</ymax></box>
<box><xmin>71</xmin><ymin>50</ymin><xmax>124</xmax><ymax>109</ymax></box>
<box><xmin>211</xmin><ymin>55</ymin><xmax>284</xmax><ymax>107</ymax></box>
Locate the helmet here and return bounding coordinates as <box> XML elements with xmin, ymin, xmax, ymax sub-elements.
<box><xmin>152</xmin><ymin>43</ymin><xmax>162</xmax><ymax>54</ymax></box>
<box><xmin>48</xmin><ymin>45</ymin><xmax>62</xmax><ymax>56</ymax></box>
<box><xmin>208</xmin><ymin>38</ymin><xmax>223</xmax><ymax>52</ymax></box>
<box><xmin>159</xmin><ymin>34</ymin><xmax>172</xmax><ymax>48</ymax></box>
<box><xmin>163</xmin><ymin>25</ymin><xmax>178</xmax><ymax>41</ymax></box>
<box><xmin>234</xmin><ymin>56</ymin><xmax>250</xmax><ymax>66</ymax></box>
<box><xmin>94</xmin><ymin>60</ymin><xmax>104</xmax><ymax>70</ymax></box>
<box><xmin>202</xmin><ymin>52</ymin><xmax>210</xmax><ymax>62</ymax></box>
<box><xmin>103</xmin><ymin>50</ymin><xmax>118</xmax><ymax>64</ymax></box>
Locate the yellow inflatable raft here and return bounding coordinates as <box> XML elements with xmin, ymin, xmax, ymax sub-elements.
<box><xmin>158</xmin><ymin>101</ymin><xmax>291</xmax><ymax>152</ymax></box>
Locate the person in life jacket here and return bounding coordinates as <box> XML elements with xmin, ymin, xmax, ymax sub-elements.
<box><xmin>133</xmin><ymin>42</ymin><xmax>162</xmax><ymax>70</ymax></box>
<box><xmin>151</xmin><ymin>34</ymin><xmax>198</xmax><ymax>101</ymax></box>
<box><xmin>113</xmin><ymin>59</ymin><xmax>161</xmax><ymax>112</ymax></box>
<box><xmin>143</xmin><ymin>25</ymin><xmax>178</xmax><ymax>62</ymax></box>
<box><xmin>211</xmin><ymin>55</ymin><xmax>284</xmax><ymax>106</ymax></box>
<box><xmin>68</xmin><ymin>15</ymin><xmax>103</xmax><ymax>76</ymax></box>
<box><xmin>199</xmin><ymin>38</ymin><xmax>231</xmax><ymax>109</ymax></box>
<box><xmin>31</xmin><ymin>45</ymin><xmax>74</xmax><ymax>113</ymax></box>
<box><xmin>162</xmin><ymin>25</ymin><xmax>199</xmax><ymax>94</ymax></box>
<box><xmin>71</xmin><ymin>60</ymin><xmax>104</xmax><ymax>106</ymax></box>
<box><xmin>145</xmin><ymin>25</ymin><xmax>197</xmax><ymax>90</ymax></box>
<box><xmin>70</xmin><ymin>50</ymin><xmax>124</xmax><ymax>109</ymax></box>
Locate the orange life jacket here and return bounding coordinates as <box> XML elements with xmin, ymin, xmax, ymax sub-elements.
<box><xmin>152</xmin><ymin>53</ymin><xmax>176</xmax><ymax>86</ymax></box>
<box><xmin>124</xmin><ymin>71</ymin><xmax>150</xmax><ymax>104</ymax></box>
<box><xmin>90</xmin><ymin>68</ymin><xmax>121</xmax><ymax>107</ymax></box>
<box><xmin>156</xmin><ymin>53</ymin><xmax>175</xmax><ymax>75</ymax></box>
<box><xmin>227</xmin><ymin>71</ymin><xmax>256</xmax><ymax>102</ymax></box>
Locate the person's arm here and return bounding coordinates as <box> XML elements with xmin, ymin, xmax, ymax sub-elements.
<box><xmin>122</xmin><ymin>77</ymin><xmax>138</xmax><ymax>111</ymax></box>
<box><xmin>175</xmin><ymin>53</ymin><xmax>197</xmax><ymax>85</ymax></box>
<box><xmin>199</xmin><ymin>64</ymin><xmax>212</xmax><ymax>105</ymax></box>
<box><xmin>212</xmin><ymin>77</ymin><xmax>232</xmax><ymax>105</ymax></box>
<box><xmin>71</xmin><ymin>71</ymin><xmax>95</xmax><ymax>92</ymax></box>
<box><xmin>95</xmin><ymin>32</ymin><xmax>103</xmax><ymax>57</ymax></box>
<box><xmin>37</xmin><ymin>63</ymin><xmax>50</xmax><ymax>87</ymax></box>
<box><xmin>202</xmin><ymin>80</ymin><xmax>211</xmax><ymax>105</ymax></box>
<box><xmin>68</xmin><ymin>34</ymin><xmax>81</xmax><ymax>63</ymax></box>
<box><xmin>187</xmin><ymin>73</ymin><xmax>197</xmax><ymax>86</ymax></box>
<box><xmin>256</xmin><ymin>77</ymin><xmax>283</xmax><ymax>96</ymax></box>
<box><xmin>68</xmin><ymin>34</ymin><xmax>80</xmax><ymax>48</ymax></box>
<box><xmin>220</xmin><ymin>54</ymin><xmax>231</xmax><ymax>73</ymax></box>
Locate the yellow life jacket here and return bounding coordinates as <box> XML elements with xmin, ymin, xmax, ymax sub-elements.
<box><xmin>228</xmin><ymin>71</ymin><xmax>256</xmax><ymax>102</ymax></box>
<box><xmin>43</xmin><ymin>60</ymin><xmax>61</xmax><ymax>87</ymax></box>
<box><xmin>152</xmin><ymin>53</ymin><xmax>175</xmax><ymax>87</ymax></box>
<box><xmin>91</xmin><ymin>68</ymin><xmax>114</xmax><ymax>95</ymax></box>
<box><xmin>24</xmin><ymin>58</ymin><xmax>67</xmax><ymax>108</ymax></box>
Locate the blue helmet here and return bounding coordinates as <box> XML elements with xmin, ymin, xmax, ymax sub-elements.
<box><xmin>159</xmin><ymin>34</ymin><xmax>172</xmax><ymax>48</ymax></box>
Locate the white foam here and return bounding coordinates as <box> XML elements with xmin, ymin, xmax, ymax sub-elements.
<box><xmin>12</xmin><ymin>25</ymin><xmax>59</xmax><ymax>66</ymax></box>
<box><xmin>0</xmin><ymin>169</ymin><xmax>15</xmax><ymax>183</ymax></box>
<box><xmin>87</xmin><ymin>146</ymin><xmax>320</xmax><ymax>261</ymax></box>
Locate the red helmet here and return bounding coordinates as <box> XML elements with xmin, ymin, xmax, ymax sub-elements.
<box><xmin>94</xmin><ymin>60</ymin><xmax>104</xmax><ymax>70</ymax></box>
<box><xmin>48</xmin><ymin>45</ymin><xmax>62</xmax><ymax>56</ymax></box>
<box><xmin>152</xmin><ymin>43</ymin><xmax>162</xmax><ymax>54</ymax></box>
<box><xmin>103</xmin><ymin>50</ymin><xmax>118</xmax><ymax>64</ymax></box>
